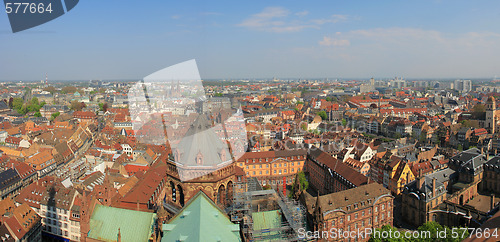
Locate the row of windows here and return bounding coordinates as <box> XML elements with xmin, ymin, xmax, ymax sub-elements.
<box><xmin>241</xmin><ymin>161</ymin><xmax>303</xmax><ymax>169</ymax></box>
<box><xmin>332</xmin><ymin>211</ymin><xmax>391</xmax><ymax>227</ymax></box>
<box><xmin>45</xmin><ymin>225</ymin><xmax>69</xmax><ymax>237</ymax></box>
<box><xmin>246</xmin><ymin>168</ymin><xmax>301</xmax><ymax>176</ymax></box>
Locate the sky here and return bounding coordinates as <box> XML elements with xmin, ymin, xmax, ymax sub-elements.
<box><xmin>1</xmin><ymin>0</ymin><xmax>500</xmax><ymax>80</ymax></box>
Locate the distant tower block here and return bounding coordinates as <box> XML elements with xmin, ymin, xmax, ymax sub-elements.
<box><xmin>486</xmin><ymin>96</ymin><xmax>496</xmax><ymax>134</ymax></box>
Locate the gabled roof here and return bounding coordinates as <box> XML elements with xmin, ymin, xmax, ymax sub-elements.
<box><xmin>88</xmin><ymin>204</ymin><xmax>156</xmax><ymax>242</ymax></box>
<box><xmin>305</xmin><ymin>183</ymin><xmax>391</xmax><ymax>215</ymax></box>
<box><xmin>308</xmin><ymin>148</ymin><xmax>368</xmax><ymax>187</ymax></box>
<box><xmin>0</xmin><ymin>169</ymin><xmax>20</xmax><ymax>191</ymax></box>
<box><xmin>162</xmin><ymin>191</ymin><xmax>240</xmax><ymax>242</ymax></box>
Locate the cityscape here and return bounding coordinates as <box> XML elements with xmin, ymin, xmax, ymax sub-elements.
<box><xmin>0</xmin><ymin>77</ymin><xmax>494</xmax><ymax>241</ymax></box>
<box><xmin>2</xmin><ymin>1</ymin><xmax>500</xmax><ymax>242</ymax></box>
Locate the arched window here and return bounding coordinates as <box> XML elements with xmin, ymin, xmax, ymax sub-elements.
<box><xmin>217</xmin><ymin>185</ymin><xmax>226</xmax><ymax>206</ymax></box>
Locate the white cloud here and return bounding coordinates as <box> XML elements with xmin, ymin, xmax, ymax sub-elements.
<box><xmin>314</xmin><ymin>27</ymin><xmax>500</xmax><ymax>77</ymax></box>
<box><xmin>295</xmin><ymin>10</ymin><xmax>309</xmax><ymax>17</ymax></box>
<box><xmin>238</xmin><ymin>7</ymin><xmax>347</xmax><ymax>33</ymax></box>
<box><xmin>311</xmin><ymin>15</ymin><xmax>348</xmax><ymax>25</ymax></box>
<box><xmin>319</xmin><ymin>37</ymin><xmax>350</xmax><ymax>47</ymax></box>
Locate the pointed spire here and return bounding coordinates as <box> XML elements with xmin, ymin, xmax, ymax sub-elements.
<box><xmin>117</xmin><ymin>227</ymin><xmax>121</xmax><ymax>242</ymax></box>
<box><xmin>313</xmin><ymin>190</ymin><xmax>323</xmax><ymax>230</ymax></box>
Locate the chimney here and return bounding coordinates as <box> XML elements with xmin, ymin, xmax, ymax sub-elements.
<box><xmin>491</xmin><ymin>194</ymin><xmax>496</xmax><ymax>211</ymax></box>
<box><xmin>418</xmin><ymin>177</ymin><xmax>425</xmax><ymax>190</ymax></box>
<box><xmin>432</xmin><ymin>178</ymin><xmax>436</xmax><ymax>195</ymax></box>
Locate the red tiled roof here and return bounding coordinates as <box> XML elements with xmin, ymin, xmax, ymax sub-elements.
<box><xmin>124</xmin><ymin>164</ymin><xmax>149</xmax><ymax>176</ymax></box>
<box><xmin>73</xmin><ymin>111</ymin><xmax>96</xmax><ymax>119</ymax></box>
<box><xmin>310</xmin><ymin>149</ymin><xmax>368</xmax><ymax>187</ymax></box>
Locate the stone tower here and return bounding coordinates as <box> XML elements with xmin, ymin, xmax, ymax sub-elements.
<box><xmin>486</xmin><ymin>96</ymin><xmax>496</xmax><ymax>134</ymax></box>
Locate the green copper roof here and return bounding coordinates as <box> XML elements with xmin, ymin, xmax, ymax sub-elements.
<box><xmin>251</xmin><ymin>210</ymin><xmax>282</xmax><ymax>241</ymax></box>
<box><xmin>162</xmin><ymin>191</ymin><xmax>241</xmax><ymax>242</ymax></box>
<box><xmin>88</xmin><ymin>204</ymin><xmax>156</xmax><ymax>242</ymax></box>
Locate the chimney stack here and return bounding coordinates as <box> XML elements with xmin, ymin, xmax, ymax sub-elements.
<box><xmin>491</xmin><ymin>194</ymin><xmax>496</xmax><ymax>211</ymax></box>
<box><xmin>418</xmin><ymin>177</ymin><xmax>425</xmax><ymax>190</ymax></box>
<box><xmin>432</xmin><ymin>178</ymin><xmax>436</xmax><ymax>195</ymax></box>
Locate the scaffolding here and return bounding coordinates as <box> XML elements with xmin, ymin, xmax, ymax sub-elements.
<box><xmin>230</xmin><ymin>177</ymin><xmax>306</xmax><ymax>241</ymax></box>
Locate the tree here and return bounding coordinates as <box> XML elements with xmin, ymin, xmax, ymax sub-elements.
<box><xmin>70</xmin><ymin>100</ymin><xmax>85</xmax><ymax>111</ymax></box>
<box><xmin>472</xmin><ymin>104</ymin><xmax>486</xmax><ymax>119</ymax></box>
<box><xmin>62</xmin><ymin>86</ymin><xmax>77</xmax><ymax>94</ymax></box>
<box><xmin>368</xmin><ymin>224</ymin><xmax>405</xmax><ymax>242</ymax></box>
<box><xmin>394</xmin><ymin>133</ymin><xmax>402</xmax><ymax>139</ymax></box>
<box><xmin>43</xmin><ymin>86</ymin><xmax>57</xmax><ymax>94</ymax></box>
<box><xmin>34</xmin><ymin>112</ymin><xmax>41</xmax><ymax>117</ymax></box>
<box><xmin>416</xmin><ymin>221</ymin><xmax>469</xmax><ymax>242</ymax></box>
<box><xmin>51</xmin><ymin>112</ymin><xmax>60</xmax><ymax>120</ymax></box>
<box><xmin>369</xmin><ymin>222</ymin><xmax>469</xmax><ymax>242</ymax></box>
<box><xmin>457</xmin><ymin>144</ymin><xmax>463</xmax><ymax>151</ymax></box>
<box><xmin>8</xmin><ymin>97</ymin><xmax>13</xmax><ymax>109</ymax></box>
<box><xmin>31</xmin><ymin>97</ymin><xmax>39</xmax><ymax>106</ymax></box>
<box><xmin>102</xmin><ymin>103</ymin><xmax>108</xmax><ymax>112</ymax></box>
<box><xmin>342</xmin><ymin>118</ymin><xmax>347</xmax><ymax>127</ymax></box>
<box><xmin>318</xmin><ymin>111</ymin><xmax>327</xmax><ymax>120</ymax></box>
<box><xmin>12</xmin><ymin>98</ymin><xmax>24</xmax><ymax>114</ymax></box>
<box><xmin>325</xmin><ymin>97</ymin><xmax>332</xmax><ymax>102</ymax></box>
<box><xmin>419</xmin><ymin>132</ymin><xmax>427</xmax><ymax>143</ymax></box>
<box><xmin>291</xmin><ymin>171</ymin><xmax>309</xmax><ymax>200</ymax></box>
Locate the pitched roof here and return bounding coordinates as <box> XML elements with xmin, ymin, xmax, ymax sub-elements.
<box><xmin>308</xmin><ymin>148</ymin><xmax>368</xmax><ymax>187</ymax></box>
<box><xmin>305</xmin><ymin>183</ymin><xmax>392</xmax><ymax>214</ymax></box>
<box><xmin>162</xmin><ymin>191</ymin><xmax>240</xmax><ymax>242</ymax></box>
<box><xmin>88</xmin><ymin>204</ymin><xmax>156</xmax><ymax>242</ymax></box>
<box><xmin>0</xmin><ymin>169</ymin><xmax>21</xmax><ymax>191</ymax></box>
<box><xmin>120</xmin><ymin>165</ymin><xmax>167</xmax><ymax>204</ymax></box>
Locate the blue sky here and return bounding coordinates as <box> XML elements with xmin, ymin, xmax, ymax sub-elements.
<box><xmin>1</xmin><ymin>0</ymin><xmax>500</xmax><ymax>80</ymax></box>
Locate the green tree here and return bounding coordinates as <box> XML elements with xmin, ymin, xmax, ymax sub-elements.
<box><xmin>368</xmin><ymin>224</ymin><xmax>406</xmax><ymax>242</ymax></box>
<box><xmin>369</xmin><ymin>222</ymin><xmax>469</xmax><ymax>242</ymax></box>
<box><xmin>70</xmin><ymin>100</ymin><xmax>85</xmax><ymax>111</ymax></box>
<box><xmin>30</xmin><ymin>97</ymin><xmax>39</xmax><ymax>106</ymax></box>
<box><xmin>43</xmin><ymin>86</ymin><xmax>57</xmax><ymax>94</ymax></box>
<box><xmin>342</xmin><ymin>118</ymin><xmax>347</xmax><ymax>127</ymax></box>
<box><xmin>419</xmin><ymin>132</ymin><xmax>427</xmax><ymax>143</ymax></box>
<box><xmin>416</xmin><ymin>221</ymin><xmax>469</xmax><ymax>242</ymax></box>
<box><xmin>62</xmin><ymin>86</ymin><xmax>77</xmax><ymax>94</ymax></box>
<box><xmin>457</xmin><ymin>144</ymin><xmax>463</xmax><ymax>151</ymax></box>
<box><xmin>318</xmin><ymin>111</ymin><xmax>327</xmax><ymax>120</ymax></box>
<box><xmin>34</xmin><ymin>112</ymin><xmax>41</xmax><ymax>117</ymax></box>
<box><xmin>291</xmin><ymin>171</ymin><xmax>309</xmax><ymax>199</ymax></box>
<box><xmin>51</xmin><ymin>112</ymin><xmax>60</xmax><ymax>120</ymax></box>
<box><xmin>12</xmin><ymin>97</ymin><xmax>23</xmax><ymax>111</ymax></box>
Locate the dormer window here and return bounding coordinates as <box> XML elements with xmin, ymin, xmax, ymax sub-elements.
<box><xmin>196</xmin><ymin>152</ymin><xmax>203</xmax><ymax>165</ymax></box>
<box><xmin>219</xmin><ymin>150</ymin><xmax>226</xmax><ymax>161</ymax></box>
